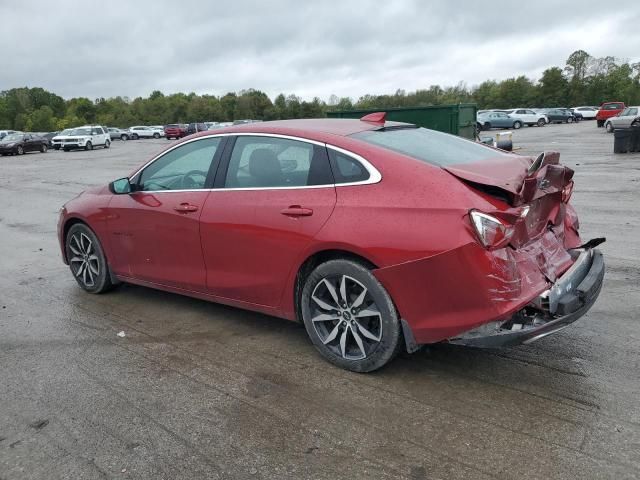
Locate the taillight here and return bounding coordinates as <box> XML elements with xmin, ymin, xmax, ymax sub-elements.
<box><xmin>469</xmin><ymin>210</ymin><xmax>514</xmax><ymax>249</ymax></box>
<box><xmin>562</xmin><ymin>181</ymin><xmax>574</xmax><ymax>203</ymax></box>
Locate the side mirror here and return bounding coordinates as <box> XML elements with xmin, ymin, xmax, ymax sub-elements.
<box><xmin>110</xmin><ymin>177</ymin><xmax>132</xmax><ymax>194</ymax></box>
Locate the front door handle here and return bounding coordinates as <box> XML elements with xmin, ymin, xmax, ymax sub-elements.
<box><xmin>174</xmin><ymin>203</ymin><xmax>199</xmax><ymax>213</ymax></box>
<box><xmin>280</xmin><ymin>206</ymin><xmax>313</xmax><ymax>217</ymax></box>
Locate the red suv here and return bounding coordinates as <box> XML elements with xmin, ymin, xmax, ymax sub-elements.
<box><xmin>164</xmin><ymin>124</ymin><xmax>187</xmax><ymax>140</ymax></box>
<box><xmin>596</xmin><ymin>102</ymin><xmax>625</xmax><ymax>127</ymax></box>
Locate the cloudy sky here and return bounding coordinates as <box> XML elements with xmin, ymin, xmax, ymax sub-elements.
<box><xmin>2</xmin><ymin>0</ymin><xmax>639</xmax><ymax>101</ymax></box>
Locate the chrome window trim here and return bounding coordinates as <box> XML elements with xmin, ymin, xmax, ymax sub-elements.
<box><xmin>130</xmin><ymin>132</ymin><xmax>382</xmax><ymax>193</ymax></box>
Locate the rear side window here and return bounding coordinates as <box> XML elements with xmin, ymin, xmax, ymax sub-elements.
<box><xmin>224</xmin><ymin>136</ymin><xmax>333</xmax><ymax>188</ymax></box>
<box><xmin>352</xmin><ymin>127</ymin><xmax>511</xmax><ymax>166</ymax></box>
<box><xmin>328</xmin><ymin>149</ymin><xmax>370</xmax><ymax>184</ymax></box>
<box><xmin>603</xmin><ymin>103</ymin><xmax>623</xmax><ymax>110</ymax></box>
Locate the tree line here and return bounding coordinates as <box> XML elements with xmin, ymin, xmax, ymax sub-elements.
<box><xmin>1</xmin><ymin>50</ymin><xmax>638</xmax><ymax>132</ymax></box>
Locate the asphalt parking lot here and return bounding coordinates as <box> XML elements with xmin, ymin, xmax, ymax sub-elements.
<box><xmin>1</xmin><ymin>122</ymin><xmax>639</xmax><ymax>479</ymax></box>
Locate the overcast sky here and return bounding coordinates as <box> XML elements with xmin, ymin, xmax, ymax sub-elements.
<box><xmin>2</xmin><ymin>0</ymin><xmax>639</xmax><ymax>101</ymax></box>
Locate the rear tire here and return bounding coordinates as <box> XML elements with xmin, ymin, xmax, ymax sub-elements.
<box><xmin>65</xmin><ymin>223</ymin><xmax>114</xmax><ymax>294</ymax></box>
<box><xmin>40</xmin><ymin>144</ymin><xmax>48</xmax><ymax>153</ymax></box>
<box><xmin>537</xmin><ymin>118</ymin><xmax>545</xmax><ymax>127</ymax></box>
<box><xmin>153</xmin><ymin>133</ymin><xmax>160</xmax><ymax>139</ymax></box>
<box><xmin>132</xmin><ymin>134</ymin><xmax>139</xmax><ymax>140</ymax></box>
<box><xmin>597</xmin><ymin>119</ymin><xmax>604</xmax><ymax>127</ymax></box>
<box><xmin>301</xmin><ymin>259</ymin><xmax>402</xmax><ymax>372</ymax></box>
<box><xmin>104</xmin><ymin>139</ymin><xmax>111</xmax><ymax>149</ymax></box>
<box><xmin>120</xmin><ymin>134</ymin><xmax>128</xmax><ymax>141</ymax></box>
<box><xmin>484</xmin><ymin>122</ymin><xmax>491</xmax><ymax>130</ymax></box>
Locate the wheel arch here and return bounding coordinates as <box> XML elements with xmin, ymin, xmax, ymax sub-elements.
<box><xmin>292</xmin><ymin>249</ymin><xmax>379</xmax><ymax>324</ymax></box>
<box><xmin>62</xmin><ymin>216</ymin><xmax>119</xmax><ymax>285</ymax></box>
<box><xmin>62</xmin><ymin>217</ymin><xmax>96</xmax><ymax>263</ymax></box>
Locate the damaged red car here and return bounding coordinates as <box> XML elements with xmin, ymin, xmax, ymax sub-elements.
<box><xmin>57</xmin><ymin>114</ymin><xmax>605</xmax><ymax>372</ymax></box>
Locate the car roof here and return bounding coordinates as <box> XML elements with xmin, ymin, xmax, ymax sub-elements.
<box><xmin>191</xmin><ymin>118</ymin><xmax>412</xmax><ymax>139</ymax></box>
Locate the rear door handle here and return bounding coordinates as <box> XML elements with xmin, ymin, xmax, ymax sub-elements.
<box><xmin>280</xmin><ymin>206</ymin><xmax>313</xmax><ymax>217</ymax></box>
<box><xmin>174</xmin><ymin>203</ymin><xmax>199</xmax><ymax>213</ymax></box>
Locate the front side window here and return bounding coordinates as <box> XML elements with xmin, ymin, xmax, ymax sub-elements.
<box><xmin>224</xmin><ymin>136</ymin><xmax>332</xmax><ymax>188</ymax></box>
<box><xmin>138</xmin><ymin>137</ymin><xmax>221</xmax><ymax>191</ymax></box>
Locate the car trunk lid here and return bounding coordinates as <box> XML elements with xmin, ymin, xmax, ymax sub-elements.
<box><xmin>444</xmin><ymin>152</ymin><xmax>575</xmax><ymax>248</ymax></box>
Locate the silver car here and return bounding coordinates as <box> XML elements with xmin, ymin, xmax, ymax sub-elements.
<box><xmin>605</xmin><ymin>106</ymin><xmax>640</xmax><ymax>132</ymax></box>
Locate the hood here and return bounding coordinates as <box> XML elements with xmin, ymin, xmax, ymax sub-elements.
<box><xmin>443</xmin><ymin>152</ymin><xmax>573</xmax><ymax>206</ymax></box>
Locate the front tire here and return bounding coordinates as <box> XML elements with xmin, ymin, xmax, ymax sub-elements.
<box><xmin>65</xmin><ymin>224</ymin><xmax>114</xmax><ymax>293</ymax></box>
<box><xmin>301</xmin><ymin>259</ymin><xmax>402</xmax><ymax>372</ymax></box>
<box><xmin>120</xmin><ymin>134</ymin><xmax>128</xmax><ymax>141</ymax></box>
<box><xmin>16</xmin><ymin>145</ymin><xmax>24</xmax><ymax>155</ymax></box>
<box><xmin>605</xmin><ymin>122</ymin><xmax>614</xmax><ymax>133</ymax></box>
<box><xmin>85</xmin><ymin>141</ymin><xmax>93</xmax><ymax>151</ymax></box>
<box><xmin>567</xmin><ymin>117</ymin><xmax>574</xmax><ymax>124</ymax></box>
<box><xmin>537</xmin><ymin>118</ymin><xmax>545</xmax><ymax>127</ymax></box>
<box><xmin>153</xmin><ymin>133</ymin><xmax>160</xmax><ymax>139</ymax></box>
<box><xmin>512</xmin><ymin>121</ymin><xmax>522</xmax><ymax>129</ymax></box>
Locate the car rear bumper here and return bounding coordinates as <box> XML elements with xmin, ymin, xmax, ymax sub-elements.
<box><xmin>448</xmin><ymin>248</ymin><xmax>604</xmax><ymax>347</ymax></box>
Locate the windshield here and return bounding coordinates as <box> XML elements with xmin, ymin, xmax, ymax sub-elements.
<box><xmin>69</xmin><ymin>128</ymin><xmax>92</xmax><ymax>136</ymax></box>
<box><xmin>352</xmin><ymin>127</ymin><xmax>512</xmax><ymax>166</ymax></box>
<box><xmin>2</xmin><ymin>134</ymin><xmax>24</xmax><ymax>142</ymax></box>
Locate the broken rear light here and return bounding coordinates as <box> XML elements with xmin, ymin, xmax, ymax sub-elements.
<box><xmin>562</xmin><ymin>180</ymin><xmax>574</xmax><ymax>203</ymax></box>
<box><xmin>469</xmin><ymin>210</ymin><xmax>514</xmax><ymax>249</ymax></box>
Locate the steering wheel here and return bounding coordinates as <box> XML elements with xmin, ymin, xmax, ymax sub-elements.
<box><xmin>180</xmin><ymin>170</ymin><xmax>208</xmax><ymax>189</ymax></box>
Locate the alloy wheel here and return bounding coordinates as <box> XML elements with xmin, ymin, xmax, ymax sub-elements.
<box><xmin>69</xmin><ymin>232</ymin><xmax>100</xmax><ymax>287</ymax></box>
<box><xmin>310</xmin><ymin>275</ymin><xmax>383</xmax><ymax>360</ymax></box>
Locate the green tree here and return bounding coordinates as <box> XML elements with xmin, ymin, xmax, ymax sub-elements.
<box><xmin>538</xmin><ymin>67</ymin><xmax>569</xmax><ymax>106</ymax></box>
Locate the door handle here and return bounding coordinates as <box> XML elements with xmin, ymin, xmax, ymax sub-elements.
<box><xmin>174</xmin><ymin>203</ymin><xmax>199</xmax><ymax>213</ymax></box>
<box><xmin>280</xmin><ymin>206</ymin><xmax>313</xmax><ymax>217</ymax></box>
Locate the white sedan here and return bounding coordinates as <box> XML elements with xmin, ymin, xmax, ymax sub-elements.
<box><xmin>128</xmin><ymin>126</ymin><xmax>164</xmax><ymax>139</ymax></box>
<box><xmin>571</xmin><ymin>106</ymin><xmax>598</xmax><ymax>120</ymax></box>
<box><xmin>502</xmin><ymin>109</ymin><xmax>547</xmax><ymax>127</ymax></box>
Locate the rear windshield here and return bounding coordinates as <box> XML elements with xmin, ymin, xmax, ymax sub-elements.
<box><xmin>351</xmin><ymin>127</ymin><xmax>511</xmax><ymax>166</ymax></box>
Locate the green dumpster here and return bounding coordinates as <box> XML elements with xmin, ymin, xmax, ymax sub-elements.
<box><xmin>326</xmin><ymin>104</ymin><xmax>478</xmax><ymax>139</ymax></box>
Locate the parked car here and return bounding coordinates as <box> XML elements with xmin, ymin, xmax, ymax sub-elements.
<box><xmin>572</xmin><ymin>106</ymin><xmax>598</xmax><ymax>119</ymax></box>
<box><xmin>164</xmin><ymin>124</ymin><xmax>188</xmax><ymax>139</ymax></box>
<box><xmin>545</xmin><ymin>109</ymin><xmax>575</xmax><ymax>124</ymax></box>
<box><xmin>185</xmin><ymin>123</ymin><xmax>208</xmax><ymax>136</ymax></box>
<box><xmin>57</xmin><ymin>114</ymin><xmax>605</xmax><ymax>372</ymax></box>
<box><xmin>477</xmin><ymin>111</ymin><xmax>524</xmax><ymax>131</ymax></box>
<box><xmin>604</xmin><ymin>106</ymin><xmax>640</xmax><ymax>132</ymax></box>
<box><xmin>558</xmin><ymin>108</ymin><xmax>581</xmax><ymax>121</ymax></box>
<box><xmin>51</xmin><ymin>129</ymin><xmax>73</xmax><ymax>150</ymax></box>
<box><xmin>129</xmin><ymin>126</ymin><xmax>163</xmax><ymax>139</ymax></box>
<box><xmin>0</xmin><ymin>132</ymin><xmax>49</xmax><ymax>155</ymax></box>
<box><xmin>502</xmin><ymin>109</ymin><xmax>547</xmax><ymax>127</ymax></box>
<box><xmin>52</xmin><ymin>126</ymin><xmax>111</xmax><ymax>151</ymax></box>
<box><xmin>107</xmin><ymin>127</ymin><xmax>130</xmax><ymax>141</ymax></box>
<box><xmin>596</xmin><ymin>102</ymin><xmax>625</xmax><ymax>127</ymax></box>
<box><xmin>0</xmin><ymin>130</ymin><xmax>20</xmax><ymax>141</ymax></box>
<box><xmin>38</xmin><ymin>131</ymin><xmax>60</xmax><ymax>147</ymax></box>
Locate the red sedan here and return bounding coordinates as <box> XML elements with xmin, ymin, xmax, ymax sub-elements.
<box><xmin>57</xmin><ymin>114</ymin><xmax>605</xmax><ymax>372</ymax></box>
